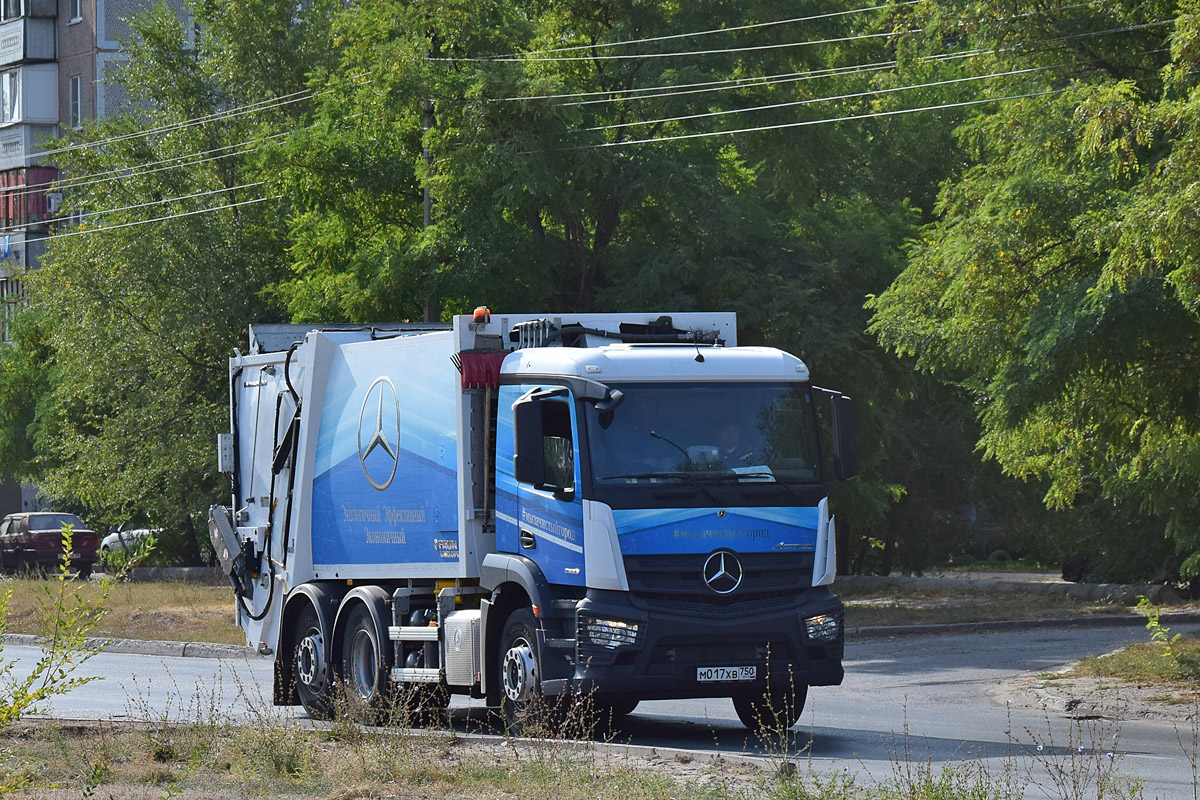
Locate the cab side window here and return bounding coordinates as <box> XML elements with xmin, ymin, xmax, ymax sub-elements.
<box><xmin>541</xmin><ymin>399</ymin><xmax>574</xmax><ymax>492</ymax></box>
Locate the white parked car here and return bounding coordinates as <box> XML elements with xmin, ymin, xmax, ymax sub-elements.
<box><xmin>100</xmin><ymin>524</ymin><xmax>159</xmax><ymax>556</ymax></box>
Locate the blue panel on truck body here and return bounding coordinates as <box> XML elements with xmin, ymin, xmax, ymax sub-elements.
<box><xmin>495</xmin><ymin>384</ymin><xmax>586</xmax><ymax>586</ymax></box>
<box><xmin>612</xmin><ymin>506</ymin><xmax>819</xmax><ymax>556</ymax></box>
<box><xmin>310</xmin><ymin>333</ymin><xmax>460</xmax><ymax>569</ymax></box>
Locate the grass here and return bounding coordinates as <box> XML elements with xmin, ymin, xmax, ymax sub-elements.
<box><xmin>0</xmin><ymin>716</ymin><xmax>1032</xmax><ymax>800</ymax></box>
<box><xmin>0</xmin><ymin>576</ymin><xmax>245</xmax><ymax>645</ymax></box>
<box><xmin>838</xmin><ymin>586</ymin><xmax>1132</xmax><ymax>628</ymax></box>
<box><xmin>1071</xmin><ymin>634</ymin><xmax>1200</xmax><ymax>685</ymax></box>
<box><xmin>0</xmin><ymin>717</ymin><xmax>752</xmax><ymax>799</ymax></box>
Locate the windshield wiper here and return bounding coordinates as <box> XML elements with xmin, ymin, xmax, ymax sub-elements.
<box><xmin>701</xmin><ymin>472</ymin><xmax>808</xmax><ymax>503</ymax></box>
<box><xmin>599</xmin><ymin>472</ymin><xmax>722</xmax><ymax>504</ymax></box>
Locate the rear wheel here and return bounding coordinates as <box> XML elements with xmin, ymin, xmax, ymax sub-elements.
<box><xmin>292</xmin><ymin>602</ymin><xmax>333</xmax><ymax>720</ymax></box>
<box><xmin>341</xmin><ymin>604</ymin><xmax>392</xmax><ymax>722</ymax></box>
<box><xmin>393</xmin><ymin>681</ymin><xmax>450</xmax><ymax>726</ymax></box>
<box><xmin>733</xmin><ymin>683</ymin><xmax>807</xmax><ymax>734</ymax></box>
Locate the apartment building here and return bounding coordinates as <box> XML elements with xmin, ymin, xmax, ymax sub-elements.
<box><xmin>0</xmin><ymin>0</ymin><xmax>185</xmax><ymax>342</ymax></box>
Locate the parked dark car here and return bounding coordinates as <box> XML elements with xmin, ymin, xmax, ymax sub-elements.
<box><xmin>0</xmin><ymin>512</ymin><xmax>99</xmax><ymax>578</ymax></box>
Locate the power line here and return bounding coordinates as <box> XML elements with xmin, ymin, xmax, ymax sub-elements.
<box><xmin>569</xmin><ymin>88</ymin><xmax>1067</xmax><ymax>149</ymax></box>
<box><xmin>16</xmin><ymin>16</ymin><xmax>1160</xmax><ymax>206</ymax></box>
<box><xmin>0</xmin><ymin>136</ymin><xmax>279</xmax><ymax>224</ymax></box>
<box><xmin>31</xmin><ymin>95</ymin><xmax>1063</xmax><ymax>236</ymax></box>
<box><xmin>562</xmin><ymin>61</ymin><xmax>900</xmax><ymax>106</ymax></box>
<box><xmin>11</xmin><ymin>140</ymin><xmax>258</xmax><ymax>199</ymax></box>
<box><xmin>0</xmin><ymin>12</ymin><xmax>1170</xmax><ymax>225</ymax></box>
<box><xmin>34</xmin><ymin>89</ymin><xmax>313</xmax><ymax>159</ymax></box>
<box><xmin>32</xmin><ymin>69</ymin><xmax>374</xmax><ymax>161</ymax></box>
<box><xmin>17</xmin><ymin>12</ymin><xmax>1166</xmax><ymax>184</ymax></box>
<box><xmin>432</xmin><ymin>28</ymin><xmax>917</xmax><ymax>63</ymax></box>
<box><xmin>486</xmin><ymin>18</ymin><xmax>1169</xmax><ymax>105</ymax></box>
<box><xmin>489</xmin><ymin>1</ymin><xmax>921</xmax><ymax>58</ymax></box>
<box><xmin>68</xmin><ymin>182</ymin><xmax>265</xmax><ymax>222</ymax></box>
<box><xmin>578</xmin><ymin>61</ymin><xmax>1077</xmax><ymax>133</ymax></box>
<box><xmin>497</xmin><ymin>61</ymin><xmax>900</xmax><ymax>105</ymax></box>
<box><xmin>429</xmin><ymin>0</ymin><xmax>1144</xmax><ymax>64</ymax></box>
<box><xmin>23</xmin><ymin>195</ymin><xmax>279</xmax><ymax>245</ymax></box>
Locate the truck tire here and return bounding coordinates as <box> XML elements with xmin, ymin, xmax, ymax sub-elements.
<box><xmin>394</xmin><ymin>681</ymin><xmax>450</xmax><ymax>726</ymax></box>
<box><xmin>341</xmin><ymin>604</ymin><xmax>392</xmax><ymax>721</ymax></box>
<box><xmin>292</xmin><ymin>602</ymin><xmax>333</xmax><ymax>720</ymax></box>
<box><xmin>498</xmin><ymin>608</ymin><xmax>560</xmax><ymax>735</ymax></box>
<box><xmin>733</xmin><ymin>683</ymin><xmax>808</xmax><ymax>734</ymax></box>
<box><xmin>588</xmin><ymin>695</ymin><xmax>638</xmax><ymax>729</ymax></box>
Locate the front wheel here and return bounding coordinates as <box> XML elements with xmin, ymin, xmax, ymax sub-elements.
<box><xmin>498</xmin><ymin>608</ymin><xmax>561</xmax><ymax>735</ymax></box>
<box><xmin>733</xmin><ymin>682</ymin><xmax>808</xmax><ymax>734</ymax></box>
<box><xmin>587</xmin><ymin>695</ymin><xmax>639</xmax><ymax>730</ymax></box>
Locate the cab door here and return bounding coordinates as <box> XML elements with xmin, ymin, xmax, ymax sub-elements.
<box><xmin>498</xmin><ymin>386</ymin><xmax>586</xmax><ymax>587</ymax></box>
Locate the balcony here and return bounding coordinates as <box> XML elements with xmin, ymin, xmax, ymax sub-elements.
<box><xmin>0</xmin><ymin>17</ymin><xmax>54</xmax><ymax>67</ymax></box>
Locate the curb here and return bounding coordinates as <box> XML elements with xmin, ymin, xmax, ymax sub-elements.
<box><xmin>837</xmin><ymin>574</ymin><xmax>1186</xmax><ymax>606</ymax></box>
<box><xmin>850</xmin><ymin>610</ymin><xmax>1200</xmax><ymax>640</ymax></box>
<box><xmin>1</xmin><ymin>633</ymin><xmax>255</xmax><ymax>660</ymax></box>
<box><xmin>8</xmin><ymin>612</ymin><xmax>1200</xmax><ymax>659</ymax></box>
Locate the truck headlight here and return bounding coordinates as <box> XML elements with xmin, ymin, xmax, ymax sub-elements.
<box><xmin>579</xmin><ymin>616</ymin><xmax>640</xmax><ymax>649</ymax></box>
<box><xmin>805</xmin><ymin>614</ymin><xmax>840</xmax><ymax>642</ymax></box>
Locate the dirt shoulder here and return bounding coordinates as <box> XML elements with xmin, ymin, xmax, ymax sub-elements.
<box><xmin>996</xmin><ymin>669</ymin><xmax>1200</xmax><ymax>723</ymax></box>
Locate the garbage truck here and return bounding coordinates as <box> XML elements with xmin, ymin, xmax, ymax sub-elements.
<box><xmin>209</xmin><ymin>310</ymin><xmax>856</xmax><ymax>732</ymax></box>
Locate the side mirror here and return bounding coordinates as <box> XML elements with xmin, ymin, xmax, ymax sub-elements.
<box><xmin>513</xmin><ymin>398</ymin><xmax>546</xmax><ymax>488</ymax></box>
<box><xmin>831</xmin><ymin>394</ymin><xmax>860</xmax><ymax>481</ymax></box>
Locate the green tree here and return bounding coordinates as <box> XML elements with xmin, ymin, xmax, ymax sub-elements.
<box><xmin>870</xmin><ymin>0</ymin><xmax>1200</xmax><ymax>577</ymax></box>
<box><xmin>1</xmin><ymin>0</ymin><xmax>334</xmax><ymax>560</ymax></box>
<box><xmin>267</xmin><ymin>0</ymin><xmax>1008</xmax><ymax>568</ymax></box>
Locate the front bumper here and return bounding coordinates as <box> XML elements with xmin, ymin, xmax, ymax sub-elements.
<box><xmin>544</xmin><ymin>587</ymin><xmax>843</xmax><ymax>701</ymax></box>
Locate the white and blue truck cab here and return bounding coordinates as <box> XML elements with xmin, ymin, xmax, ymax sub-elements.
<box><xmin>210</xmin><ymin>311</ymin><xmax>856</xmax><ymax>731</ymax></box>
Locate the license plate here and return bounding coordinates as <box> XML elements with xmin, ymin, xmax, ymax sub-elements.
<box><xmin>696</xmin><ymin>665</ymin><xmax>756</xmax><ymax>682</ymax></box>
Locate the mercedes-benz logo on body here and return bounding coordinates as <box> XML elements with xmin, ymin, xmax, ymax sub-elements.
<box><xmin>702</xmin><ymin>550</ymin><xmax>743</xmax><ymax>595</ymax></box>
<box><xmin>358</xmin><ymin>377</ymin><xmax>399</xmax><ymax>491</ymax></box>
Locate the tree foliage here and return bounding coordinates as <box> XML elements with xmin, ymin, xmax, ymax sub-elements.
<box><xmin>0</xmin><ymin>0</ymin><xmax>333</xmax><ymax>559</ymax></box>
<box><xmin>870</xmin><ymin>0</ymin><xmax>1200</xmax><ymax>577</ymax></box>
<box><xmin>0</xmin><ymin>0</ymin><xmax>1117</xmax><ymax>573</ymax></box>
<box><xmin>263</xmin><ymin>0</ymin><xmax>1000</xmax><ymax>565</ymax></box>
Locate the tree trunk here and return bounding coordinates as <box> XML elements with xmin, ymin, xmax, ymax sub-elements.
<box><xmin>880</xmin><ymin>526</ymin><xmax>896</xmax><ymax>576</ymax></box>
<box><xmin>182</xmin><ymin>515</ymin><xmax>206</xmax><ymax>566</ymax></box>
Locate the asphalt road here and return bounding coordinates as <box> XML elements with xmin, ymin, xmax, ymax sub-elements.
<box><xmin>4</xmin><ymin>623</ymin><xmax>1199</xmax><ymax>798</ymax></box>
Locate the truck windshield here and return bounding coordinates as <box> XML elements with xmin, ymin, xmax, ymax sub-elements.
<box><xmin>585</xmin><ymin>382</ymin><xmax>821</xmax><ymax>487</ymax></box>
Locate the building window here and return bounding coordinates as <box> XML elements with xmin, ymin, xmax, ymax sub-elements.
<box><xmin>70</xmin><ymin>0</ymin><xmax>81</xmax><ymax>22</ymax></box>
<box><xmin>1</xmin><ymin>0</ymin><xmax>25</xmax><ymax>22</ymax></box>
<box><xmin>0</xmin><ymin>70</ymin><xmax>18</xmax><ymax>124</ymax></box>
<box><xmin>70</xmin><ymin>75</ymin><xmax>82</xmax><ymax>128</ymax></box>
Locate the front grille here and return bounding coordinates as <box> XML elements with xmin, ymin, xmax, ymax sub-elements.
<box><xmin>623</xmin><ymin>551</ymin><xmax>815</xmax><ymax>615</ymax></box>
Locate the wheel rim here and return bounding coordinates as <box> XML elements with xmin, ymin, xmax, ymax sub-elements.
<box><xmin>348</xmin><ymin>628</ymin><xmax>378</xmax><ymax>700</ymax></box>
<box><xmin>296</xmin><ymin>632</ymin><xmax>326</xmax><ymax>690</ymax></box>
<box><xmin>502</xmin><ymin>636</ymin><xmax>537</xmax><ymax>704</ymax></box>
